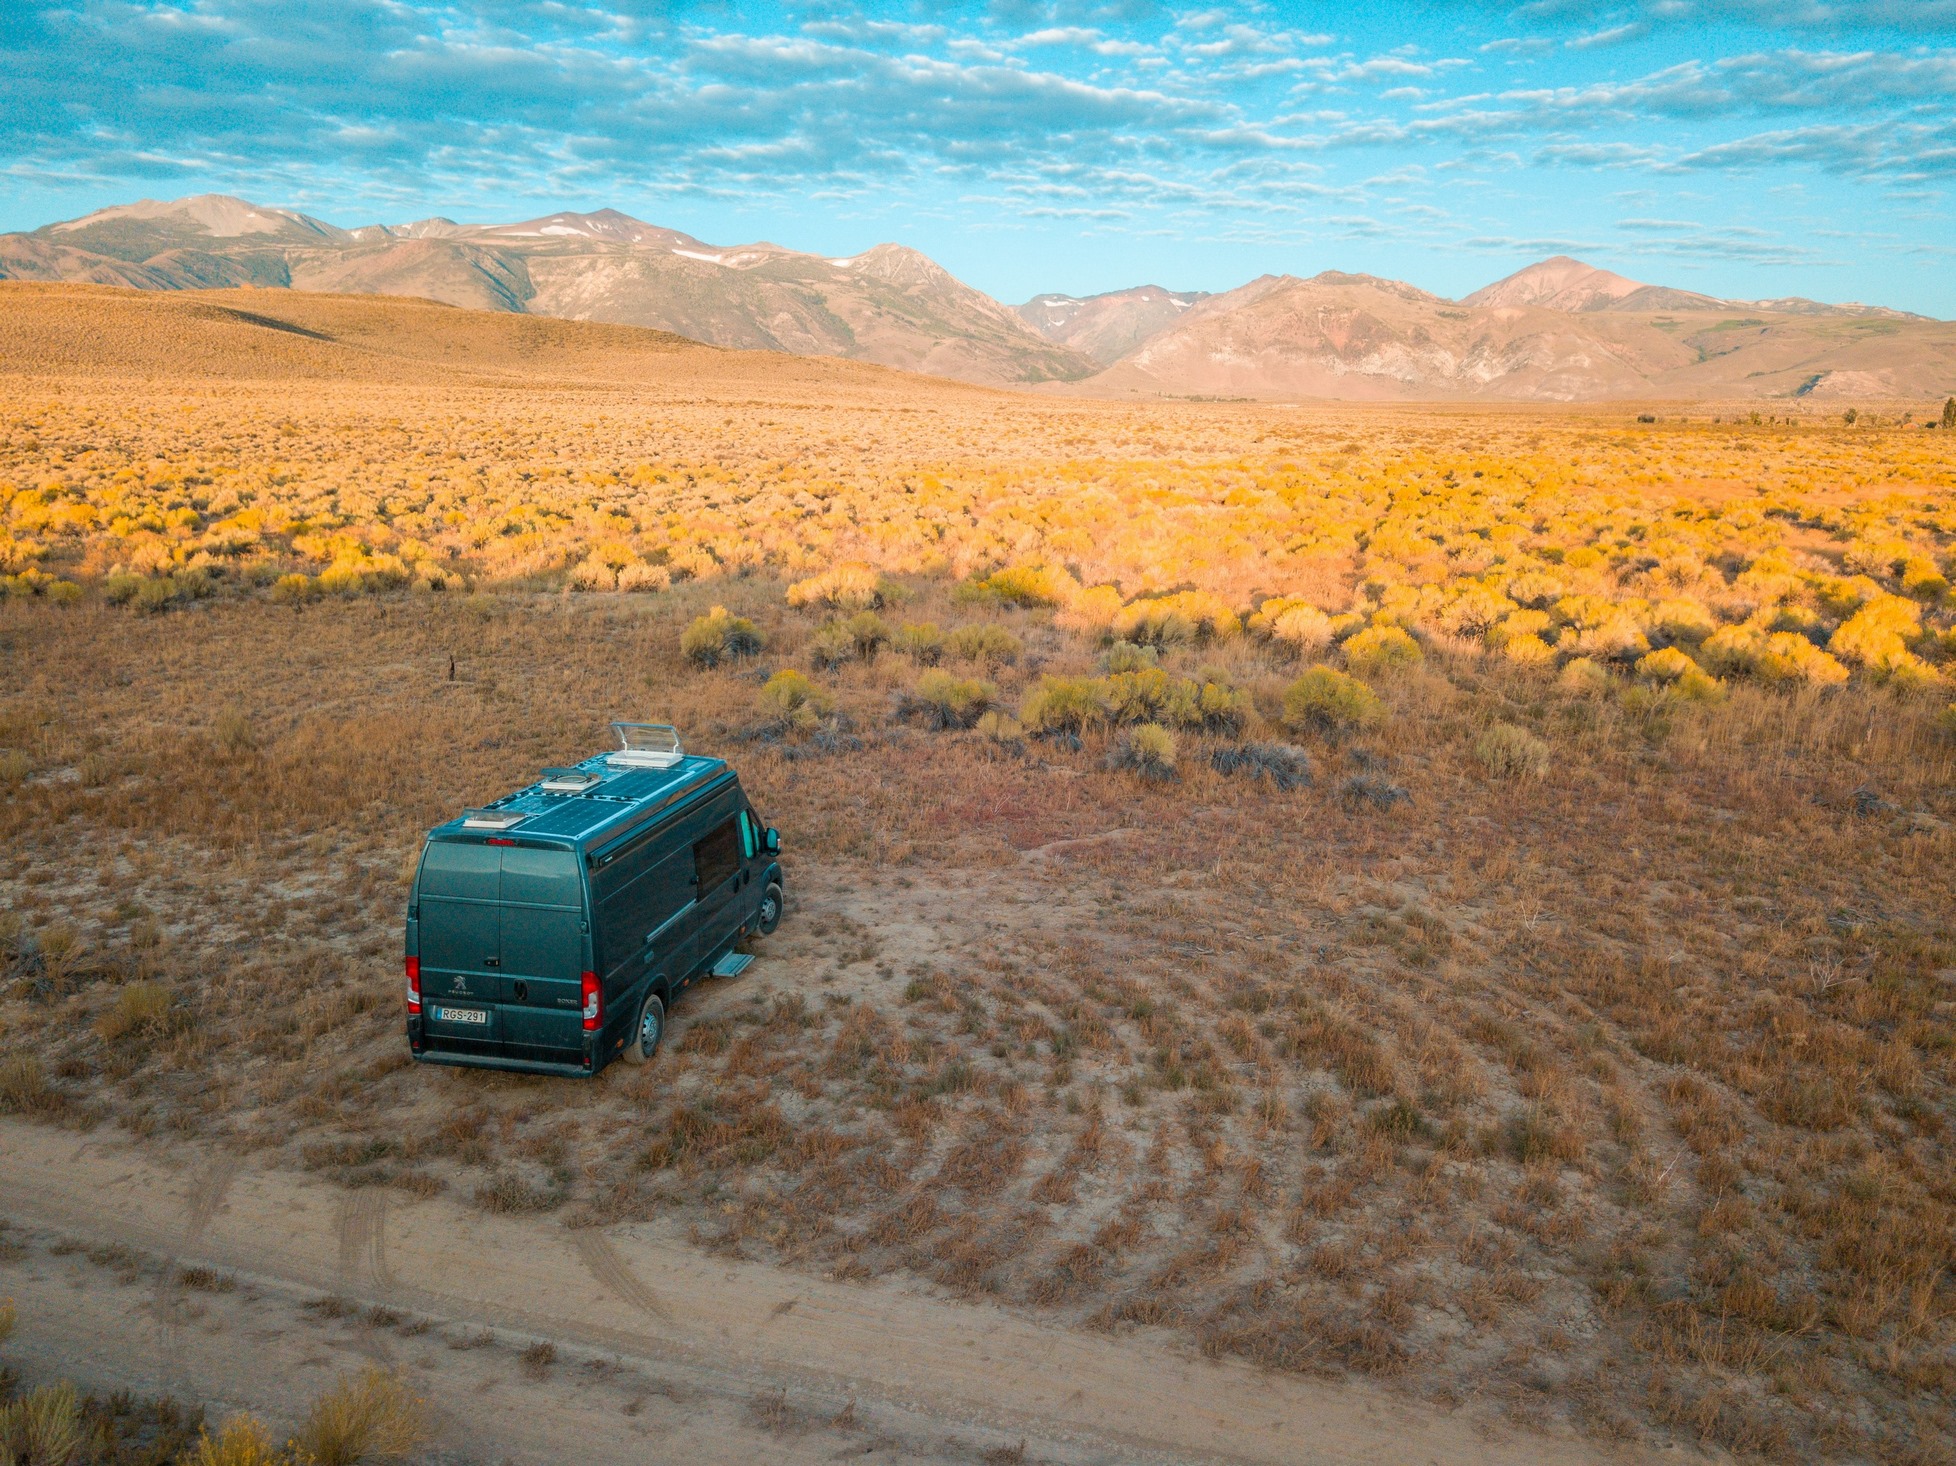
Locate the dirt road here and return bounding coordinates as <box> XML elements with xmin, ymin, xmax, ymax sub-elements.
<box><xmin>0</xmin><ymin>1119</ymin><xmax>1673</xmax><ymax>1465</ymax></box>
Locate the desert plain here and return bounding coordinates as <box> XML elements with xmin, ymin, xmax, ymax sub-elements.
<box><xmin>0</xmin><ymin>281</ymin><xmax>1953</xmax><ymax>1464</ymax></box>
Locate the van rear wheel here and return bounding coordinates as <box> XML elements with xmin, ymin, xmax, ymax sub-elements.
<box><xmin>757</xmin><ymin>881</ymin><xmax>783</xmax><ymax>936</ymax></box>
<box><xmin>621</xmin><ymin>992</ymin><xmax>665</xmax><ymax>1065</ymax></box>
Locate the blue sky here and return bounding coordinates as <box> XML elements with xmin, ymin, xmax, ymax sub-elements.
<box><xmin>4</xmin><ymin>2</ymin><xmax>1955</xmax><ymax>313</ymax></box>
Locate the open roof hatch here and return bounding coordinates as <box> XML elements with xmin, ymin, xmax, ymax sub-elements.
<box><xmin>539</xmin><ymin>768</ymin><xmax>603</xmax><ymax>793</ymax></box>
<box><xmin>606</xmin><ymin>722</ymin><xmax>683</xmax><ymax>770</ymax></box>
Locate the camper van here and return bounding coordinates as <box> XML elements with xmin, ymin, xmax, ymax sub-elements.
<box><xmin>404</xmin><ymin>724</ymin><xmax>783</xmax><ymax>1077</ymax></box>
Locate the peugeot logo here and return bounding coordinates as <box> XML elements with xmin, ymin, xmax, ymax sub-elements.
<box><xmin>452</xmin><ymin>973</ymin><xmax>470</xmax><ymax>994</ymax></box>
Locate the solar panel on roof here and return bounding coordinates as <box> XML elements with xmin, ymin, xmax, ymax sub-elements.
<box><xmin>595</xmin><ymin>767</ymin><xmax>693</xmax><ymax>802</ymax></box>
<box><xmin>514</xmin><ymin>802</ymin><xmax>621</xmax><ymax>837</ymax></box>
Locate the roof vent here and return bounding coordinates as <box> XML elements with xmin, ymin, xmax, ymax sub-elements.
<box><xmin>462</xmin><ymin>807</ymin><xmax>526</xmax><ymax>830</ymax></box>
<box><xmin>539</xmin><ymin>767</ymin><xmax>602</xmax><ymax>793</ymax></box>
<box><xmin>607</xmin><ymin>722</ymin><xmax>683</xmax><ymax>769</ymax></box>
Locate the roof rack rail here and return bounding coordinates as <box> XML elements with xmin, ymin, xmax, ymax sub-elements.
<box><xmin>607</xmin><ymin>722</ymin><xmax>683</xmax><ymax>769</ymax></box>
<box><xmin>462</xmin><ymin>807</ymin><xmax>526</xmax><ymax>830</ymax></box>
<box><xmin>539</xmin><ymin>767</ymin><xmax>603</xmax><ymax>793</ymax></box>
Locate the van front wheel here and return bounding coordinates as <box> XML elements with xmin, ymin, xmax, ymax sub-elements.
<box><xmin>621</xmin><ymin>992</ymin><xmax>665</xmax><ymax>1065</ymax></box>
<box><xmin>757</xmin><ymin>881</ymin><xmax>783</xmax><ymax>936</ymax></box>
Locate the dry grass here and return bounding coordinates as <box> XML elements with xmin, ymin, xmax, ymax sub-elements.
<box><xmin>1</xmin><ymin>323</ymin><xmax>1953</xmax><ymax>1463</ymax></box>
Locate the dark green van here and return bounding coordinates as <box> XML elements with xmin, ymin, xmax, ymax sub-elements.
<box><xmin>405</xmin><ymin>724</ymin><xmax>783</xmax><ymax>1077</ymax></box>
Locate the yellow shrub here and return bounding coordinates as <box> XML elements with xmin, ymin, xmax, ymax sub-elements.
<box><xmin>295</xmin><ymin>1367</ymin><xmax>423</xmax><ymax>1466</ymax></box>
<box><xmin>1754</xmin><ymin>632</ymin><xmax>1850</xmax><ymax>686</ymax></box>
<box><xmin>947</xmin><ymin>623</ymin><xmax>1020</xmax><ymax>667</ymax></box>
<box><xmin>617</xmin><ymin>561</ymin><xmax>671</xmax><ymax>592</ymax></box>
<box><xmin>1699</xmin><ymin>624</ymin><xmax>1766</xmax><ymax>676</ymax></box>
<box><xmin>1636</xmin><ymin>647</ymin><xmax>1700</xmax><ymax>683</ymax></box>
<box><xmin>1281</xmin><ymin>667</ymin><xmax>1384</xmax><ymax>734</ymax></box>
<box><xmin>1503</xmin><ymin>634</ymin><xmax>1556</xmax><ymax>665</ymax></box>
<box><xmin>1055</xmin><ymin>584</ymin><xmax>1124</xmax><ymax>636</ymax></box>
<box><xmin>1251</xmin><ymin>597</ymin><xmax>1334</xmax><ymax>653</ymax></box>
<box><xmin>1652</xmin><ymin>597</ymin><xmax>1716</xmax><ymax>643</ymax></box>
<box><xmin>1020</xmin><ymin>675</ymin><xmax>1108</xmax><ymax>734</ymax></box>
<box><xmin>1342</xmin><ymin>624</ymin><xmax>1421</xmax><ymax>676</ymax></box>
<box><xmin>185</xmin><ymin>1415</ymin><xmax>292</xmax><ymax>1466</ymax></box>
<box><xmin>316</xmin><ymin>562</ymin><xmax>367</xmax><ymax>597</ymax></box>
<box><xmin>1829</xmin><ymin>593</ymin><xmax>1920</xmax><ymax>667</ymax></box>
<box><xmin>975</xmin><ymin>563</ymin><xmax>1077</xmax><ymax>607</ymax></box>
<box><xmin>1557</xmin><ymin>657</ymin><xmax>1613</xmax><ymax>694</ymax></box>
<box><xmin>786</xmin><ymin>562</ymin><xmax>883</xmax><ymax>611</ymax></box>
<box><xmin>1486</xmin><ymin>609</ymin><xmax>1551</xmax><ymax>648</ymax></box>
<box><xmin>757</xmin><ymin>670</ymin><xmax>832</xmax><ymax>730</ymax></box>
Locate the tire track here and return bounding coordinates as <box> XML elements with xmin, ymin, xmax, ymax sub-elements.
<box><xmin>335</xmin><ymin>1189</ymin><xmax>393</xmax><ymax>1290</ymax></box>
<box><xmin>153</xmin><ymin>1152</ymin><xmax>242</xmax><ymax>1395</ymax></box>
<box><xmin>573</xmin><ymin>1229</ymin><xmax>671</xmax><ymax>1322</ymax></box>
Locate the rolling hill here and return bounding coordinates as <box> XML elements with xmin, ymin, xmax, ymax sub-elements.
<box><xmin>0</xmin><ymin>196</ymin><xmax>1093</xmax><ymax>388</ymax></box>
<box><xmin>3</xmin><ymin>195</ymin><xmax>1952</xmax><ymax>401</ymax></box>
<box><xmin>1069</xmin><ymin>266</ymin><xmax>1956</xmax><ymax>403</ymax></box>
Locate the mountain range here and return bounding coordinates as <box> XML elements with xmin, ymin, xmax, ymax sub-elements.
<box><xmin>3</xmin><ymin>194</ymin><xmax>1952</xmax><ymax>401</ymax></box>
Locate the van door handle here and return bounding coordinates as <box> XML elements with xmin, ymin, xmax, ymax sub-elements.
<box><xmin>483</xmin><ymin>957</ymin><xmax>500</xmax><ymax>968</ymax></box>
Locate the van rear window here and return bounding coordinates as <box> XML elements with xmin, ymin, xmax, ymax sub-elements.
<box><xmin>419</xmin><ymin>843</ymin><xmax>581</xmax><ymax>907</ymax></box>
<box><xmin>500</xmin><ymin>847</ymin><xmax>582</xmax><ymax>907</ymax></box>
<box><xmin>419</xmin><ymin>842</ymin><xmax>500</xmax><ymax>900</ymax></box>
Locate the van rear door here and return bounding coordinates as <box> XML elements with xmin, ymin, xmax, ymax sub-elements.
<box><xmin>417</xmin><ymin>843</ymin><xmax>503</xmax><ymax>1013</ymax></box>
<box><xmin>496</xmin><ymin>847</ymin><xmax>587</xmax><ymax>1056</ymax></box>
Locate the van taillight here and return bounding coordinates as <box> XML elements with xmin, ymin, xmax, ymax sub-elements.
<box><xmin>580</xmin><ymin>971</ymin><xmax>600</xmax><ymax>1030</ymax></box>
<box><xmin>406</xmin><ymin>956</ymin><xmax>422</xmax><ymax>1015</ymax></box>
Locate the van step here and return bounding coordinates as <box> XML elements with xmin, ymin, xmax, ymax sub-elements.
<box><xmin>710</xmin><ymin>952</ymin><xmax>754</xmax><ymax>979</ymax></box>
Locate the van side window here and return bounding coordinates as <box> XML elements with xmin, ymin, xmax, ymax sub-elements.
<box><xmin>694</xmin><ymin>818</ymin><xmax>741</xmax><ymax>893</ymax></box>
<box><xmin>738</xmin><ymin>810</ymin><xmax>757</xmax><ymax>860</ymax></box>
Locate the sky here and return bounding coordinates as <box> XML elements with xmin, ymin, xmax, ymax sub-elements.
<box><xmin>3</xmin><ymin>1</ymin><xmax>1955</xmax><ymax>314</ymax></box>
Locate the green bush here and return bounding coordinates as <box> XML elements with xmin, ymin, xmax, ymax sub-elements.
<box><xmin>1473</xmin><ymin>723</ymin><xmax>1551</xmax><ymax>780</ymax></box>
<box><xmin>912</xmin><ymin>670</ymin><xmax>997</xmax><ymax>729</ymax></box>
<box><xmin>1342</xmin><ymin>624</ymin><xmax>1422</xmax><ymax>676</ymax></box>
<box><xmin>975</xmin><ymin>710</ymin><xmax>1023</xmax><ymax>742</ymax></box>
<box><xmin>1020</xmin><ymin>675</ymin><xmax>1108</xmax><ymax>734</ymax></box>
<box><xmin>104</xmin><ymin>572</ymin><xmax>143</xmax><ymax>604</ymax></box>
<box><xmin>1102</xmin><ymin>639</ymin><xmax>1158</xmax><ymax>673</ymax></box>
<box><xmin>807</xmin><ymin>621</ymin><xmax>856</xmax><ymax>669</ymax></box>
<box><xmin>947</xmin><ymin>623</ymin><xmax>1021</xmax><ymax>667</ymax></box>
<box><xmin>1281</xmin><ymin>666</ymin><xmax>1384</xmax><ymax>735</ymax></box>
<box><xmin>0</xmin><ymin>1381</ymin><xmax>81</xmax><ymax>1466</ymax></box>
<box><xmin>1109</xmin><ymin>723</ymin><xmax>1177</xmax><ymax>780</ymax></box>
<box><xmin>681</xmin><ymin>605</ymin><xmax>764</xmax><ymax>667</ymax></box>
<box><xmin>133</xmin><ymin>576</ymin><xmax>180</xmax><ymax>614</ymax></box>
<box><xmin>757</xmin><ymin>670</ymin><xmax>833</xmax><ymax>731</ymax></box>
<box><xmin>894</xmin><ymin>622</ymin><xmax>944</xmax><ymax>664</ymax></box>
<box><xmin>845</xmin><ymin>610</ymin><xmax>890</xmax><ymax>657</ymax></box>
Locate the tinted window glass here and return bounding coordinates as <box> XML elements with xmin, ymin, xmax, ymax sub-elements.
<box><xmin>500</xmin><ymin>847</ymin><xmax>582</xmax><ymax>907</ymax></box>
<box><xmin>418</xmin><ymin>841</ymin><xmax>500</xmax><ymax>900</ymax></box>
<box><xmin>694</xmin><ymin>818</ymin><xmax>741</xmax><ymax>893</ymax></box>
<box><xmin>738</xmin><ymin>810</ymin><xmax>757</xmax><ymax>859</ymax></box>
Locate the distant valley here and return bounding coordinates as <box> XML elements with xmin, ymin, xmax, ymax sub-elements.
<box><xmin>3</xmin><ymin>194</ymin><xmax>1952</xmax><ymax>401</ymax></box>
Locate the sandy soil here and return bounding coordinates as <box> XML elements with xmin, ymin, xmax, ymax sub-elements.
<box><xmin>0</xmin><ymin>1119</ymin><xmax>1677</xmax><ymax>1466</ymax></box>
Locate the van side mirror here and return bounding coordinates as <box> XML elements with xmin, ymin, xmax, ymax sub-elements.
<box><xmin>764</xmin><ymin>827</ymin><xmax>781</xmax><ymax>854</ymax></box>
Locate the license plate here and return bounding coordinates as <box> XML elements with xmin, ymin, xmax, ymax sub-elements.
<box><xmin>434</xmin><ymin>1005</ymin><xmax>488</xmax><ymax>1025</ymax></box>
